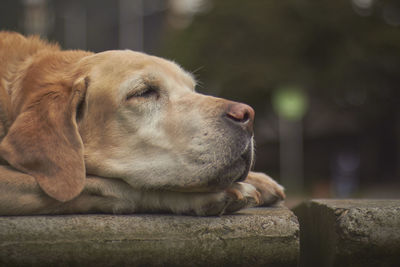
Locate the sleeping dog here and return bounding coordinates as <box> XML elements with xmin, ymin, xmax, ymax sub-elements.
<box><xmin>0</xmin><ymin>32</ymin><xmax>284</xmax><ymax>216</ymax></box>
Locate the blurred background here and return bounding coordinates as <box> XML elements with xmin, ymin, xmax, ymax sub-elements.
<box><xmin>1</xmin><ymin>0</ymin><xmax>399</xmax><ymax>206</ymax></box>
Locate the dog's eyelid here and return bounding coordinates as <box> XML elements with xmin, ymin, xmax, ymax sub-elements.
<box><xmin>126</xmin><ymin>85</ymin><xmax>159</xmax><ymax>100</ymax></box>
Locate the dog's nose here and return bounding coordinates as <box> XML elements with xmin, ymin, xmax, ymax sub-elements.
<box><xmin>225</xmin><ymin>102</ymin><xmax>255</xmax><ymax>133</ymax></box>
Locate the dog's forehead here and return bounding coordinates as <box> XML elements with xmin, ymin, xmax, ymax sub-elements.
<box><xmin>88</xmin><ymin>50</ymin><xmax>196</xmax><ymax>90</ymax></box>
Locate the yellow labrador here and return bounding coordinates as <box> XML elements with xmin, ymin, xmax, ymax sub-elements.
<box><xmin>0</xmin><ymin>32</ymin><xmax>284</xmax><ymax>215</ymax></box>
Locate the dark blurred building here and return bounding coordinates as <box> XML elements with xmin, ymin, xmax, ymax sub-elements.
<box><xmin>0</xmin><ymin>0</ymin><xmax>168</xmax><ymax>53</ymax></box>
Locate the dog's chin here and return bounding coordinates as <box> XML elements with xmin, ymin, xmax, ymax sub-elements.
<box><xmin>161</xmin><ymin>147</ymin><xmax>253</xmax><ymax>194</ymax></box>
<box><xmin>204</xmin><ymin>144</ymin><xmax>254</xmax><ymax>191</ymax></box>
<box><xmin>158</xmin><ymin>138</ymin><xmax>254</xmax><ymax>193</ymax></box>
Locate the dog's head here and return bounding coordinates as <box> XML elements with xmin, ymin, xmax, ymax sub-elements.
<box><xmin>0</xmin><ymin>50</ymin><xmax>255</xmax><ymax>201</ymax></box>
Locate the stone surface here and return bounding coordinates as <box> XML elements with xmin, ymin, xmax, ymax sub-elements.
<box><xmin>0</xmin><ymin>207</ymin><xmax>299</xmax><ymax>267</ymax></box>
<box><xmin>293</xmin><ymin>199</ymin><xmax>400</xmax><ymax>267</ymax></box>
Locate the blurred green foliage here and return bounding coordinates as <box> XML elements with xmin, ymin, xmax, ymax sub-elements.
<box><xmin>162</xmin><ymin>0</ymin><xmax>400</xmax><ymax>123</ymax></box>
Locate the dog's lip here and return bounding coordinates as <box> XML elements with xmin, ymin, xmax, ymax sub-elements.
<box><xmin>235</xmin><ymin>146</ymin><xmax>253</xmax><ymax>182</ymax></box>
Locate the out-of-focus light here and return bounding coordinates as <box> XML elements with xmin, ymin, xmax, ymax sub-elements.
<box><xmin>351</xmin><ymin>0</ymin><xmax>374</xmax><ymax>16</ymax></box>
<box><xmin>383</xmin><ymin>4</ymin><xmax>400</xmax><ymax>27</ymax></box>
<box><xmin>345</xmin><ymin>90</ymin><xmax>367</xmax><ymax>107</ymax></box>
<box><xmin>168</xmin><ymin>0</ymin><xmax>212</xmax><ymax>29</ymax></box>
<box><xmin>169</xmin><ymin>0</ymin><xmax>209</xmax><ymax>15</ymax></box>
<box><xmin>272</xmin><ymin>86</ymin><xmax>308</xmax><ymax>121</ymax></box>
<box><xmin>352</xmin><ymin>0</ymin><xmax>373</xmax><ymax>9</ymax></box>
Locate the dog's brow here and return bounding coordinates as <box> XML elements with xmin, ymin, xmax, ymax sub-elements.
<box><xmin>119</xmin><ymin>76</ymin><xmax>145</xmax><ymax>100</ymax></box>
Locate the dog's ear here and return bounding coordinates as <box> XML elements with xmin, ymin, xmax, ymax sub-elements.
<box><xmin>0</xmin><ymin>77</ymin><xmax>88</xmax><ymax>202</ymax></box>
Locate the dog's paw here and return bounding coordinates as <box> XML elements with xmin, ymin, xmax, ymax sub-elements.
<box><xmin>223</xmin><ymin>182</ymin><xmax>261</xmax><ymax>214</ymax></box>
<box><xmin>186</xmin><ymin>182</ymin><xmax>261</xmax><ymax>216</ymax></box>
<box><xmin>178</xmin><ymin>173</ymin><xmax>284</xmax><ymax>216</ymax></box>
<box><xmin>243</xmin><ymin>171</ymin><xmax>285</xmax><ymax>206</ymax></box>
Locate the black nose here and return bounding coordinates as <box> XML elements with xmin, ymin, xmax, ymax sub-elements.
<box><xmin>225</xmin><ymin>102</ymin><xmax>255</xmax><ymax>133</ymax></box>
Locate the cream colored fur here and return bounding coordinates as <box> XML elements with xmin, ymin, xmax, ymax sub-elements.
<box><xmin>0</xmin><ymin>32</ymin><xmax>285</xmax><ymax>216</ymax></box>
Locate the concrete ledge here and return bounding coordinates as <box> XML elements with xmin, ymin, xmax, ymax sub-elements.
<box><xmin>0</xmin><ymin>207</ymin><xmax>299</xmax><ymax>266</ymax></box>
<box><xmin>293</xmin><ymin>199</ymin><xmax>400</xmax><ymax>267</ymax></box>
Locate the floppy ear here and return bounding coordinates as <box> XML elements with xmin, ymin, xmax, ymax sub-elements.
<box><xmin>0</xmin><ymin>77</ymin><xmax>88</xmax><ymax>202</ymax></box>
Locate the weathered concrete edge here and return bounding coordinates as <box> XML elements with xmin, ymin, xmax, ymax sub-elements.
<box><xmin>0</xmin><ymin>207</ymin><xmax>299</xmax><ymax>267</ymax></box>
<box><xmin>293</xmin><ymin>200</ymin><xmax>338</xmax><ymax>267</ymax></box>
<box><xmin>293</xmin><ymin>199</ymin><xmax>400</xmax><ymax>267</ymax></box>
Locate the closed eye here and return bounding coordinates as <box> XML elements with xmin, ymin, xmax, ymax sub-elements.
<box><xmin>126</xmin><ymin>86</ymin><xmax>159</xmax><ymax>100</ymax></box>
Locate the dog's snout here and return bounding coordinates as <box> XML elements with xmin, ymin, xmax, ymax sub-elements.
<box><xmin>225</xmin><ymin>102</ymin><xmax>255</xmax><ymax>132</ymax></box>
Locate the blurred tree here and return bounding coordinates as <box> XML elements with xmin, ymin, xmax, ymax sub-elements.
<box><xmin>163</xmin><ymin>0</ymin><xmax>400</xmax><ymax>112</ymax></box>
<box><xmin>162</xmin><ymin>0</ymin><xmax>400</xmax><ymax>182</ymax></box>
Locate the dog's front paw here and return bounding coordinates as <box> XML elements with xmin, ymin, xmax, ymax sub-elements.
<box><xmin>177</xmin><ymin>173</ymin><xmax>284</xmax><ymax>216</ymax></box>
<box><xmin>187</xmin><ymin>182</ymin><xmax>261</xmax><ymax>216</ymax></box>
<box><xmin>243</xmin><ymin>171</ymin><xmax>285</xmax><ymax>206</ymax></box>
<box><xmin>223</xmin><ymin>182</ymin><xmax>261</xmax><ymax>214</ymax></box>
